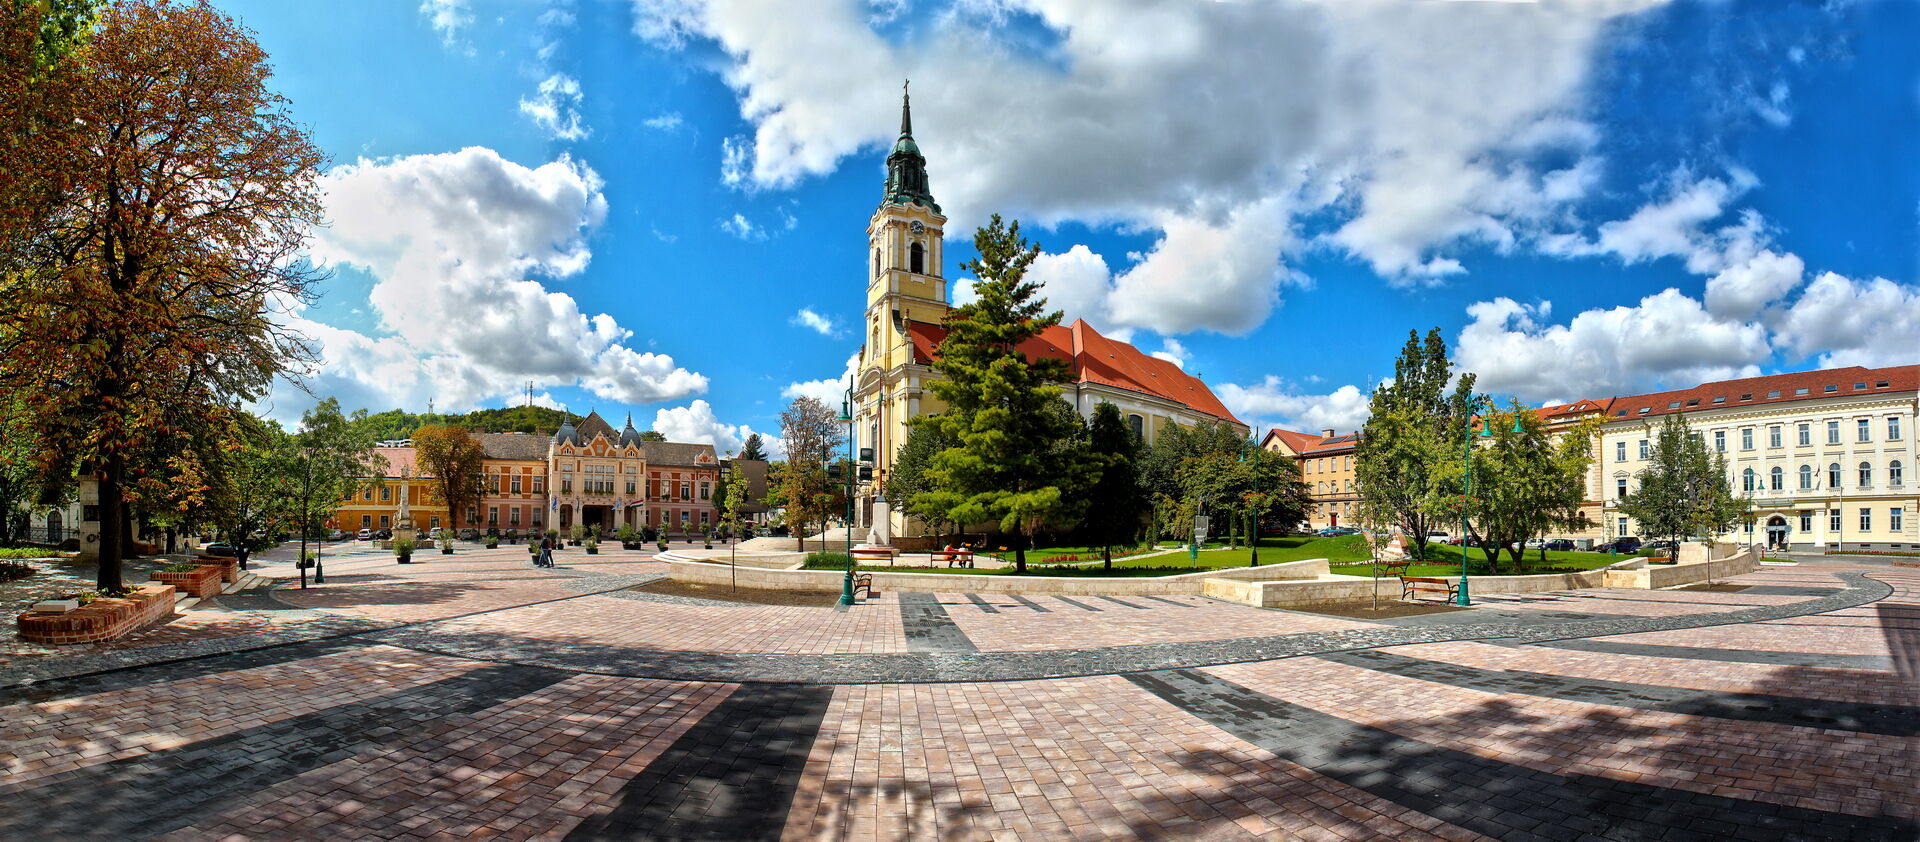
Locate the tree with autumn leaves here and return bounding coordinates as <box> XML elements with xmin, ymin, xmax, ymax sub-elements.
<box><xmin>0</xmin><ymin>0</ymin><xmax>326</xmax><ymax>589</ymax></box>
<box><xmin>412</xmin><ymin>424</ymin><xmax>487</xmax><ymax>531</ymax></box>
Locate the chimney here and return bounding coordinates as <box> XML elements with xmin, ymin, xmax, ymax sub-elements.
<box><xmin>1321</xmin><ymin>429</ymin><xmax>1335</xmax><ymax>438</ymax></box>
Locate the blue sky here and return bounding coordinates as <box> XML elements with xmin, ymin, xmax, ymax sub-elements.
<box><xmin>234</xmin><ymin>0</ymin><xmax>1919</xmax><ymax>454</ymax></box>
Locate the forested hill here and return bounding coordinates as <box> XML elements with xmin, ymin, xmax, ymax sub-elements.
<box><xmin>355</xmin><ymin>406</ymin><xmax>573</xmax><ymax>440</ymax></box>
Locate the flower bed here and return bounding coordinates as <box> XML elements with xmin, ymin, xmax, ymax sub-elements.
<box><xmin>18</xmin><ymin>584</ymin><xmax>176</xmax><ymax>645</ymax></box>
<box><xmin>152</xmin><ymin>564</ymin><xmax>224</xmax><ymax>599</ymax></box>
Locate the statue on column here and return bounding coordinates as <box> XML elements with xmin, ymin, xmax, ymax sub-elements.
<box><xmin>392</xmin><ymin>467</ymin><xmax>418</xmax><ymax>547</ymax></box>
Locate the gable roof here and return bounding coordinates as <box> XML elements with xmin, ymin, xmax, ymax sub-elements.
<box><xmin>902</xmin><ymin>317</ymin><xmax>1243</xmax><ymax>426</ymax></box>
<box><xmin>475</xmin><ymin>432</ymin><xmax>548</xmax><ymax>461</ymax></box>
<box><xmin>574</xmin><ymin>411</ymin><xmax>617</xmax><ymax>443</ymax></box>
<box><xmin>1601</xmin><ymin>364</ymin><xmax>1918</xmax><ymax>422</ymax></box>
<box><xmin>643</xmin><ymin>440</ymin><xmax>718</xmax><ymax>468</ymax></box>
<box><xmin>1262</xmin><ymin>428</ymin><xmax>1359</xmax><ymax>456</ymax></box>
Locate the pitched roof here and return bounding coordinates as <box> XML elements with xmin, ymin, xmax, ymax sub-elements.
<box><xmin>574</xmin><ymin>411</ymin><xmax>617</xmax><ymax>443</ymax></box>
<box><xmin>643</xmin><ymin>441</ymin><xmax>718</xmax><ymax>468</ymax></box>
<box><xmin>475</xmin><ymin>432</ymin><xmax>548</xmax><ymax>461</ymax></box>
<box><xmin>902</xmin><ymin>318</ymin><xmax>1243</xmax><ymax>426</ymax></box>
<box><xmin>1262</xmin><ymin>428</ymin><xmax>1359</xmax><ymax>456</ymax></box>
<box><xmin>371</xmin><ymin>446</ymin><xmax>431</xmax><ymax>478</ymax></box>
<box><xmin>1601</xmin><ymin>364</ymin><xmax>1918</xmax><ymax>422</ymax></box>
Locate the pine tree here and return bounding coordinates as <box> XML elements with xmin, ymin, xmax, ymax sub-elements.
<box><xmin>739</xmin><ymin>433</ymin><xmax>769</xmax><ymax>461</ymax></box>
<box><xmin>919</xmin><ymin>215</ymin><xmax>1080</xmax><ymax>573</ymax></box>
<box><xmin>1082</xmin><ymin>403</ymin><xmax>1146</xmax><ymax>569</ymax></box>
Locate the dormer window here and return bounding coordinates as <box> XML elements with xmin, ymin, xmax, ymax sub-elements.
<box><xmin>1767</xmin><ymin>390</ymin><xmax>1781</xmax><ymax>398</ymax></box>
<box><xmin>1795</xmin><ymin>388</ymin><xmax>1808</xmax><ymax>395</ymax></box>
<box><xmin>1739</xmin><ymin>394</ymin><xmax>1752</xmax><ymax>401</ymax></box>
<box><xmin>1824</xmin><ymin>385</ymin><xmax>1837</xmax><ymax>393</ymax></box>
<box><xmin>1711</xmin><ymin>396</ymin><xmax>1725</xmax><ymax>403</ymax></box>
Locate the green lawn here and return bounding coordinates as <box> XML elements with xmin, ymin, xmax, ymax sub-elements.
<box><xmin>1329</xmin><ymin>545</ymin><xmax>1626</xmax><ymax>578</ymax></box>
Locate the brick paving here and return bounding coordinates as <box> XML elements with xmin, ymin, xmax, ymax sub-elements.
<box><xmin>0</xmin><ymin>558</ymin><xmax>1911</xmax><ymax>840</ymax></box>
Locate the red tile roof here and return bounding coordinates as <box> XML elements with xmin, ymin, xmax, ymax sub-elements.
<box><xmin>1263</xmin><ymin>428</ymin><xmax>1359</xmax><ymax>456</ymax></box>
<box><xmin>903</xmin><ymin>318</ymin><xmax>1244</xmax><ymax>426</ymax></box>
<box><xmin>1602</xmin><ymin>365</ymin><xmax>1918</xmax><ymax>421</ymax></box>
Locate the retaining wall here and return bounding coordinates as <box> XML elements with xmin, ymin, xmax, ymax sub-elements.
<box><xmin>668</xmin><ymin>557</ymin><xmax>1329</xmax><ymax>596</ymax></box>
<box><xmin>17</xmin><ymin>584</ymin><xmax>176</xmax><ymax>645</ymax></box>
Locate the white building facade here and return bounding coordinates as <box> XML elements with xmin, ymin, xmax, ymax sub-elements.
<box><xmin>1598</xmin><ymin>365</ymin><xmax>1917</xmax><ymax>551</ymax></box>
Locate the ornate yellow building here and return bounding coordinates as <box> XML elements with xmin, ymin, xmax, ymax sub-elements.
<box><xmin>852</xmin><ymin>89</ymin><xmax>1247</xmax><ymax>537</ymax></box>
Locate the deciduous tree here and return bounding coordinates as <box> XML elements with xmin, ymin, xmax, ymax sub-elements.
<box><xmin>1618</xmin><ymin>411</ymin><xmax>1748</xmax><ymax>551</ymax></box>
<box><xmin>0</xmin><ymin>0</ymin><xmax>326</xmax><ymax>589</ymax></box>
<box><xmin>778</xmin><ymin>395</ymin><xmax>844</xmax><ymax>551</ymax></box>
<box><xmin>1355</xmin><ymin>328</ymin><xmax>1477</xmax><ymax>561</ymax></box>
<box><xmin>1447</xmin><ymin>402</ymin><xmax>1598</xmax><ymax>572</ymax></box>
<box><xmin>884</xmin><ymin>418</ymin><xmax>956</xmax><ymax>541</ymax></box>
<box><xmin>413</xmin><ymin>425</ymin><xmax>486</xmax><ymax>529</ymax></box>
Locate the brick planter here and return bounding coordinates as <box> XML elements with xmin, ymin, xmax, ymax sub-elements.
<box><xmin>18</xmin><ymin>584</ymin><xmax>176</xmax><ymax>645</ymax></box>
<box><xmin>192</xmin><ymin>556</ymin><xmax>240</xmax><ymax>583</ymax></box>
<box><xmin>152</xmin><ymin>565</ymin><xmax>224</xmax><ymax>599</ymax></box>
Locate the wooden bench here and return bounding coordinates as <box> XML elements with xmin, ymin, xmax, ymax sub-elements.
<box><xmin>931</xmin><ymin>548</ymin><xmax>974</xmax><ymax>568</ymax></box>
<box><xmin>850</xmin><ymin>547</ymin><xmax>898</xmax><ymax>565</ymax></box>
<box><xmin>853</xmin><ymin>573</ymin><xmax>874</xmax><ymax>598</ymax></box>
<box><xmin>1400</xmin><ymin>575</ymin><xmax>1458</xmax><ymax>603</ymax></box>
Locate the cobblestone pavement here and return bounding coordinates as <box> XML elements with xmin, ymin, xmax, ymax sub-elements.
<box><xmin>2</xmin><ymin>556</ymin><xmax>1914</xmax><ymax>840</ymax></box>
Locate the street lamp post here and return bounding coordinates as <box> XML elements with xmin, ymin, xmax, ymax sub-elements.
<box><xmin>837</xmin><ymin>381</ymin><xmax>858</xmax><ymax>607</ymax></box>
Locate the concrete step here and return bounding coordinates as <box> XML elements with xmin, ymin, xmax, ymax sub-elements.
<box><xmin>176</xmin><ymin>596</ymin><xmax>200</xmax><ymax>610</ymax></box>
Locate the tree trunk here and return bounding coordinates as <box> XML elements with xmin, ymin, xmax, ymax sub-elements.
<box><xmin>1013</xmin><ymin>528</ymin><xmax>1027</xmax><ymax>574</ymax></box>
<box><xmin>96</xmin><ymin>459</ymin><xmax>125</xmax><ymax>591</ymax></box>
<box><xmin>1103</xmin><ymin>542</ymin><xmax>1112</xmax><ymax>571</ymax></box>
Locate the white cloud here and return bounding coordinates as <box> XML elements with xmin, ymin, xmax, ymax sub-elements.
<box><xmin>791</xmin><ymin>307</ymin><xmax>839</xmax><ymax>337</ymax></box>
<box><xmin>783</xmin><ymin>353</ymin><xmax>859</xmax><ymax>406</ymax></box>
<box><xmin>420</xmin><ymin>0</ymin><xmax>471</xmax><ymax>47</ymax></box>
<box><xmin>1773</xmin><ymin>272</ymin><xmax>1920</xmax><ymax>368</ymax></box>
<box><xmin>1149</xmin><ymin>337</ymin><xmax>1190</xmax><ymax>369</ymax></box>
<box><xmin>285</xmin><ymin>146</ymin><xmax>706</xmax><ymax>415</ymax></box>
<box><xmin>519</xmin><ymin>73</ymin><xmax>589</xmax><ymax>141</ymax></box>
<box><xmin>643</xmin><ymin>112</ymin><xmax>685</xmax><ymax>131</ymax></box>
<box><xmin>719</xmin><ymin>212</ymin><xmax>762</xmax><ymax>240</ymax></box>
<box><xmin>637</xmin><ymin>0</ymin><xmax>1656</xmax><ymax>327</ymax></box>
<box><xmin>1456</xmin><ymin>291</ymin><xmax>1770</xmax><ymax>404</ymax></box>
<box><xmin>1704</xmin><ymin>249</ymin><xmax>1803</xmax><ymax>321</ymax></box>
<box><xmin>1217</xmin><ymin>379</ymin><xmax>1371</xmax><ymax>435</ymax></box>
<box><xmin>652</xmin><ymin>399</ymin><xmax>781</xmax><ymax>457</ymax></box>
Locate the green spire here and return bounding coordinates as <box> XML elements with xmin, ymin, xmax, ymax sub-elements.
<box><xmin>883</xmin><ymin>80</ymin><xmax>940</xmax><ymax>213</ymax></box>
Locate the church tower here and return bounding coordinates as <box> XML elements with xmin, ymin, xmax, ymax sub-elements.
<box><xmin>854</xmin><ymin>83</ymin><xmax>948</xmax><ymax>531</ymax></box>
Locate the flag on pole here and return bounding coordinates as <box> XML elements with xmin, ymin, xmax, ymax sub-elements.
<box><xmin>550</xmin><ymin>497</ymin><xmax>558</xmax><ymax>511</ymax></box>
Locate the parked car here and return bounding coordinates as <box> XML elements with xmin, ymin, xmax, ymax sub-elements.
<box><xmin>1524</xmin><ymin>538</ymin><xmax>1548</xmax><ymax>549</ymax></box>
<box><xmin>356</xmin><ymin>528</ymin><xmax>372</xmax><ymax>541</ymax></box>
<box><xmin>1544</xmin><ymin>539</ymin><xmax>1575</xmax><ymax>552</ymax></box>
<box><xmin>1598</xmin><ymin>537</ymin><xmax>1642</xmax><ymax>553</ymax></box>
<box><xmin>1424</xmin><ymin>531</ymin><xmax>1456</xmax><ymax>545</ymax></box>
<box><xmin>1315</xmin><ymin>527</ymin><xmax>1359</xmax><ymax>537</ymax></box>
<box><xmin>375</xmin><ymin>529</ymin><xmax>392</xmax><ymax>540</ymax></box>
<box><xmin>1641</xmin><ymin>539</ymin><xmax>1679</xmax><ymax>554</ymax></box>
<box><xmin>326</xmin><ymin>529</ymin><xmax>346</xmax><ymax>542</ymax></box>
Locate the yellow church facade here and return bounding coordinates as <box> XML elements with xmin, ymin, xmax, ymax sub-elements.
<box><xmin>850</xmin><ymin>90</ymin><xmax>1248</xmax><ymax>538</ymax></box>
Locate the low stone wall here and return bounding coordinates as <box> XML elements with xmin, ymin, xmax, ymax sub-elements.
<box><xmin>667</xmin><ymin>557</ymin><xmax>1330</xmax><ymax>596</ymax></box>
<box><xmin>1240</xmin><ymin>567</ymin><xmax>1613</xmax><ymax>608</ymax></box>
<box><xmin>152</xmin><ymin>565</ymin><xmax>224</xmax><ymax>599</ymax></box>
<box><xmin>1645</xmin><ymin>546</ymin><xmax>1759</xmax><ymax>588</ymax></box>
<box><xmin>18</xmin><ymin>584</ymin><xmax>176</xmax><ymax>645</ymax></box>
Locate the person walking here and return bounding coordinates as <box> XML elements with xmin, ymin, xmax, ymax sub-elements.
<box><xmin>538</xmin><ymin>534</ymin><xmax>554</xmax><ymax>568</ymax></box>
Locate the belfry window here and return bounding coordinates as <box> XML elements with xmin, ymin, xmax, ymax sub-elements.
<box><xmin>909</xmin><ymin>241</ymin><xmax>925</xmax><ymax>274</ymax></box>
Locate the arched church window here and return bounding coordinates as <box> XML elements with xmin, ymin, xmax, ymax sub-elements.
<box><xmin>909</xmin><ymin>242</ymin><xmax>925</xmax><ymax>274</ymax></box>
<box><xmin>1127</xmin><ymin>413</ymin><xmax>1144</xmax><ymax>440</ymax></box>
<box><xmin>872</xmin><ymin>249</ymin><xmax>879</xmax><ymax>281</ymax></box>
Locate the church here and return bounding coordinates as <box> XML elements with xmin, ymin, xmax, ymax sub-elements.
<box><xmin>852</xmin><ymin>88</ymin><xmax>1248</xmax><ymax>539</ymax></box>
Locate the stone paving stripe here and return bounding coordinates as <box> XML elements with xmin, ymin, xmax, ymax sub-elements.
<box><xmin>0</xmin><ymin>663</ymin><xmax>570</xmax><ymax>840</ymax></box>
<box><xmin>1096</xmin><ymin>595</ymin><xmax>1149</xmax><ymax>609</ymax></box>
<box><xmin>1140</xmin><ymin>595</ymin><xmax>1192</xmax><ymax>608</ymax></box>
<box><xmin>1051</xmin><ymin>595</ymin><xmax>1101</xmax><ymax>612</ymax></box>
<box><xmin>0</xmin><ymin>637</ymin><xmax>376</xmax><ymax>706</ymax></box>
<box><xmin>1125</xmin><ymin>668</ymin><xmax>1919</xmax><ymax>842</ymax></box>
<box><xmin>1534</xmin><ymin>639</ymin><xmax>1898</xmax><ymax>671</ymax></box>
<box><xmin>898</xmin><ymin>592</ymin><xmax>979</xmax><ymax>653</ymax></box>
<box><xmin>1318</xmin><ymin>649</ymin><xmax>1920</xmax><ymax>736</ymax></box>
<box><xmin>1738</xmin><ymin>585</ymin><xmax>1842</xmax><ymax>596</ymax></box>
<box><xmin>963</xmin><ymin>592</ymin><xmax>1000</xmax><ymax>613</ymax></box>
<box><xmin>360</xmin><ymin>571</ymin><xmax>1897</xmax><ymax>684</ymax></box>
<box><xmin>563</xmin><ymin>684</ymin><xmax>832</xmax><ymax>841</ymax></box>
<box><xmin>1006</xmin><ymin>594</ymin><xmax>1050</xmax><ymax>612</ymax></box>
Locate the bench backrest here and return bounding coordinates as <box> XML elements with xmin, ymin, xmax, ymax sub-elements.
<box><xmin>1381</xmin><ymin>559</ymin><xmax>1411</xmax><ymax>577</ymax></box>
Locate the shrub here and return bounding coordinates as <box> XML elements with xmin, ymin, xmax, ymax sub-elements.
<box><xmin>0</xmin><ymin>560</ymin><xmax>35</xmax><ymax>581</ymax></box>
<box><xmin>393</xmin><ymin>538</ymin><xmax>415</xmax><ymax>556</ymax></box>
<box><xmin>803</xmin><ymin>551</ymin><xmax>853</xmax><ymax>568</ymax></box>
<box><xmin>162</xmin><ymin>562</ymin><xmax>200</xmax><ymax>573</ymax></box>
<box><xmin>0</xmin><ymin>547</ymin><xmax>63</xmax><ymax>559</ymax></box>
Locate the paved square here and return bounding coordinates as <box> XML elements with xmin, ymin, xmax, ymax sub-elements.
<box><xmin>2</xmin><ymin>545</ymin><xmax>1914</xmax><ymax>840</ymax></box>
